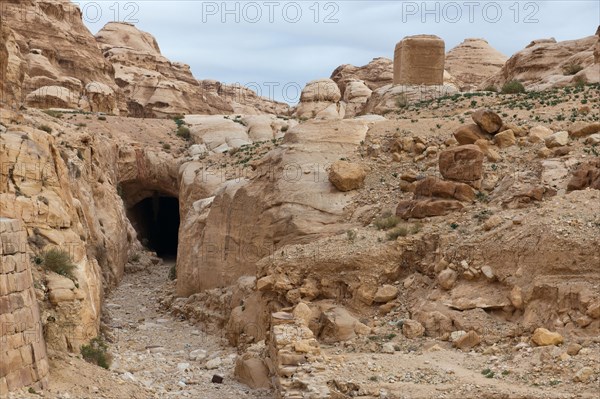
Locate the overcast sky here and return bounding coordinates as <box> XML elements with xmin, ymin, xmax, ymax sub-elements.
<box><xmin>78</xmin><ymin>1</ymin><xmax>600</xmax><ymax>102</ymax></box>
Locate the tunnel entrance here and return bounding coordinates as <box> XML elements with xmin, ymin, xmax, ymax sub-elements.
<box><xmin>127</xmin><ymin>194</ymin><xmax>180</xmax><ymax>258</ymax></box>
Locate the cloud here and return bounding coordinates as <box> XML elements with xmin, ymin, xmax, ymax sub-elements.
<box><xmin>78</xmin><ymin>0</ymin><xmax>599</xmax><ymax>102</ymax></box>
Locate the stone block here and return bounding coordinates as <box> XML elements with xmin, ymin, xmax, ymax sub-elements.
<box><xmin>394</xmin><ymin>35</ymin><xmax>445</xmax><ymax>85</ymax></box>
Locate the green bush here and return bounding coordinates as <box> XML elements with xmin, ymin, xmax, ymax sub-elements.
<box><xmin>162</xmin><ymin>143</ymin><xmax>171</xmax><ymax>150</ymax></box>
<box><xmin>38</xmin><ymin>124</ymin><xmax>53</xmax><ymax>134</ymax></box>
<box><xmin>42</xmin><ymin>110</ymin><xmax>63</xmax><ymax>118</ymax></box>
<box><xmin>374</xmin><ymin>212</ymin><xmax>400</xmax><ymax>230</ymax></box>
<box><xmin>168</xmin><ymin>264</ymin><xmax>177</xmax><ymax>281</ymax></box>
<box><xmin>395</xmin><ymin>94</ymin><xmax>408</xmax><ymax>108</ymax></box>
<box><xmin>81</xmin><ymin>337</ymin><xmax>111</xmax><ymax>369</ymax></box>
<box><xmin>176</xmin><ymin>126</ymin><xmax>191</xmax><ymax>140</ymax></box>
<box><xmin>42</xmin><ymin>248</ymin><xmax>76</xmax><ymax>279</ymax></box>
<box><xmin>501</xmin><ymin>80</ymin><xmax>526</xmax><ymax>94</ymax></box>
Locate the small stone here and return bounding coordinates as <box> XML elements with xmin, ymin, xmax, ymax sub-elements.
<box><xmin>544</xmin><ymin>131</ymin><xmax>569</xmax><ymax>148</ymax></box>
<box><xmin>373</xmin><ymin>285</ymin><xmax>399</xmax><ymax>303</ymax></box>
<box><xmin>494</xmin><ymin>129</ymin><xmax>516</xmax><ymax>148</ymax></box>
<box><xmin>573</xmin><ymin>367</ymin><xmax>593</xmax><ymax>383</ymax></box>
<box><xmin>402</xmin><ymin>319</ymin><xmax>425</xmax><ymax>339</ymax></box>
<box><xmin>567</xmin><ymin>343</ymin><xmax>582</xmax><ymax>356</ymax></box>
<box><xmin>177</xmin><ymin>362</ymin><xmax>190</xmax><ymax>371</ymax></box>
<box><xmin>381</xmin><ymin>343</ymin><xmax>395</xmax><ymax>354</ymax></box>
<box><xmin>211</xmin><ymin>374</ymin><xmax>224</xmax><ymax>384</ymax></box>
<box><xmin>205</xmin><ymin>357</ymin><xmax>222</xmax><ymax>370</ymax></box>
<box><xmin>453</xmin><ymin>331</ymin><xmax>481</xmax><ymax>350</ymax></box>
<box><xmin>483</xmin><ymin>215</ymin><xmax>502</xmax><ymax>231</ymax></box>
<box><xmin>438</xmin><ymin>269</ymin><xmax>457</xmax><ymax>290</ymax></box>
<box><xmin>189</xmin><ymin>349</ymin><xmax>208</xmax><ymax>361</ymax></box>
<box><xmin>480</xmin><ymin>266</ymin><xmax>495</xmax><ymax>281</ymax></box>
<box><xmin>529</xmin><ymin>126</ymin><xmax>553</xmax><ymax>143</ymax></box>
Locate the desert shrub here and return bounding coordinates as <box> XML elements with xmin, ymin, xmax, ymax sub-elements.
<box><xmin>38</xmin><ymin>124</ymin><xmax>53</xmax><ymax>134</ymax></box>
<box><xmin>387</xmin><ymin>223</ymin><xmax>421</xmax><ymax>241</ymax></box>
<box><xmin>168</xmin><ymin>264</ymin><xmax>177</xmax><ymax>281</ymax></box>
<box><xmin>81</xmin><ymin>337</ymin><xmax>111</xmax><ymax>369</ymax></box>
<box><xmin>395</xmin><ymin>94</ymin><xmax>408</xmax><ymax>108</ymax></box>
<box><xmin>501</xmin><ymin>80</ymin><xmax>526</xmax><ymax>94</ymax></box>
<box><xmin>162</xmin><ymin>143</ymin><xmax>171</xmax><ymax>150</ymax></box>
<box><xmin>562</xmin><ymin>63</ymin><xmax>584</xmax><ymax>76</ymax></box>
<box><xmin>42</xmin><ymin>248</ymin><xmax>76</xmax><ymax>279</ymax></box>
<box><xmin>129</xmin><ymin>252</ymin><xmax>140</xmax><ymax>262</ymax></box>
<box><xmin>176</xmin><ymin>126</ymin><xmax>191</xmax><ymax>140</ymax></box>
<box><xmin>346</xmin><ymin>230</ymin><xmax>357</xmax><ymax>242</ymax></box>
<box><xmin>98</xmin><ymin>116</ymin><xmax>106</xmax><ymax>121</ymax></box>
<box><xmin>387</xmin><ymin>226</ymin><xmax>408</xmax><ymax>240</ymax></box>
<box><xmin>374</xmin><ymin>211</ymin><xmax>400</xmax><ymax>230</ymax></box>
<box><xmin>42</xmin><ymin>110</ymin><xmax>63</xmax><ymax>118</ymax></box>
<box><xmin>573</xmin><ymin>75</ymin><xmax>587</xmax><ymax>88</ymax></box>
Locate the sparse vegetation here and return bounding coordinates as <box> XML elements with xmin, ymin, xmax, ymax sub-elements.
<box><xmin>501</xmin><ymin>80</ymin><xmax>526</xmax><ymax>94</ymax></box>
<box><xmin>98</xmin><ymin>116</ymin><xmax>107</xmax><ymax>121</ymax></box>
<box><xmin>42</xmin><ymin>110</ymin><xmax>63</xmax><ymax>118</ymax></box>
<box><xmin>395</xmin><ymin>94</ymin><xmax>408</xmax><ymax>108</ymax></box>
<box><xmin>387</xmin><ymin>223</ymin><xmax>421</xmax><ymax>240</ymax></box>
<box><xmin>38</xmin><ymin>124</ymin><xmax>53</xmax><ymax>134</ymax></box>
<box><xmin>168</xmin><ymin>264</ymin><xmax>177</xmax><ymax>280</ymax></box>
<box><xmin>176</xmin><ymin>126</ymin><xmax>191</xmax><ymax>140</ymax></box>
<box><xmin>81</xmin><ymin>337</ymin><xmax>112</xmax><ymax>369</ymax></box>
<box><xmin>42</xmin><ymin>248</ymin><xmax>76</xmax><ymax>279</ymax></box>
<box><xmin>374</xmin><ymin>212</ymin><xmax>400</xmax><ymax>230</ymax></box>
<box><xmin>162</xmin><ymin>143</ymin><xmax>171</xmax><ymax>150</ymax></box>
<box><xmin>346</xmin><ymin>230</ymin><xmax>357</xmax><ymax>242</ymax></box>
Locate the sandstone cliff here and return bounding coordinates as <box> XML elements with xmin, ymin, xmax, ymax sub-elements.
<box><xmin>482</xmin><ymin>29</ymin><xmax>600</xmax><ymax>90</ymax></box>
<box><xmin>445</xmin><ymin>38</ymin><xmax>507</xmax><ymax>90</ymax></box>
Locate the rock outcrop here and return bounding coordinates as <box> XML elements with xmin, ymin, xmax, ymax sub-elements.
<box><xmin>0</xmin><ymin>219</ymin><xmax>50</xmax><ymax>394</ymax></box>
<box><xmin>393</xmin><ymin>35</ymin><xmax>445</xmax><ymax>85</ymax></box>
<box><xmin>1</xmin><ymin>0</ymin><xmax>119</xmax><ymax>112</ymax></box>
<box><xmin>330</xmin><ymin>57</ymin><xmax>394</xmax><ymax>96</ymax></box>
<box><xmin>96</xmin><ymin>22</ymin><xmax>289</xmax><ymax>117</ymax></box>
<box><xmin>445</xmin><ymin>38</ymin><xmax>507</xmax><ymax>90</ymax></box>
<box><xmin>293</xmin><ymin>79</ymin><xmax>345</xmax><ymax>120</ymax></box>
<box><xmin>482</xmin><ymin>29</ymin><xmax>599</xmax><ymax>90</ymax></box>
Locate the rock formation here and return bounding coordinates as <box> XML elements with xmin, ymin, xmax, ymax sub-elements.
<box><xmin>0</xmin><ymin>219</ymin><xmax>49</xmax><ymax>394</ymax></box>
<box><xmin>393</xmin><ymin>35</ymin><xmax>445</xmax><ymax>85</ymax></box>
<box><xmin>445</xmin><ymin>38</ymin><xmax>507</xmax><ymax>89</ymax></box>
<box><xmin>96</xmin><ymin>22</ymin><xmax>289</xmax><ymax>117</ymax></box>
<box><xmin>482</xmin><ymin>28</ymin><xmax>599</xmax><ymax>90</ymax></box>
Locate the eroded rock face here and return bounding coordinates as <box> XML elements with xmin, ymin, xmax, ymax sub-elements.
<box><xmin>445</xmin><ymin>38</ymin><xmax>507</xmax><ymax>90</ymax></box>
<box><xmin>482</xmin><ymin>29</ymin><xmax>599</xmax><ymax>90</ymax></box>
<box><xmin>176</xmin><ymin>119</ymin><xmax>371</xmax><ymax>296</ymax></box>
<box><xmin>294</xmin><ymin>79</ymin><xmax>345</xmax><ymax>120</ymax></box>
<box><xmin>330</xmin><ymin>57</ymin><xmax>394</xmax><ymax>96</ymax></box>
<box><xmin>394</xmin><ymin>35</ymin><xmax>445</xmax><ymax>85</ymax></box>
<box><xmin>0</xmin><ymin>219</ymin><xmax>50</xmax><ymax>393</ymax></box>
<box><xmin>1</xmin><ymin>0</ymin><xmax>119</xmax><ymax>112</ymax></box>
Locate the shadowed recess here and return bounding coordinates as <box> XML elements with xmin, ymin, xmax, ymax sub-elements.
<box><xmin>127</xmin><ymin>194</ymin><xmax>180</xmax><ymax>258</ymax></box>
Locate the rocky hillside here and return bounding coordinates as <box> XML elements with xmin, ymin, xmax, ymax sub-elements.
<box><xmin>482</xmin><ymin>28</ymin><xmax>600</xmax><ymax>91</ymax></box>
<box><xmin>445</xmin><ymin>38</ymin><xmax>508</xmax><ymax>90</ymax></box>
<box><xmin>0</xmin><ymin>1</ymin><xmax>287</xmax><ymax>117</ymax></box>
<box><xmin>1</xmin><ymin>2</ymin><xmax>599</xmax><ymax>398</ymax></box>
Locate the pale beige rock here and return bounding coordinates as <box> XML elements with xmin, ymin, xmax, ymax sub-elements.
<box><xmin>439</xmin><ymin>145</ymin><xmax>484</xmax><ymax>184</ymax></box>
<box><xmin>438</xmin><ymin>269</ymin><xmax>457</xmax><ymax>290</ymax></box>
<box><xmin>529</xmin><ymin>126</ymin><xmax>554</xmax><ymax>143</ymax></box>
<box><xmin>234</xmin><ymin>353</ymin><xmax>271</xmax><ymax>389</ymax></box>
<box><xmin>453</xmin><ymin>331</ymin><xmax>481</xmax><ymax>350</ymax></box>
<box><xmin>445</xmin><ymin>38</ymin><xmax>507</xmax><ymax>90</ymax></box>
<box><xmin>331</xmin><ymin>57</ymin><xmax>394</xmax><ymax>95</ymax></box>
<box><xmin>373</xmin><ymin>285</ymin><xmax>398</xmax><ymax>303</ymax></box>
<box><xmin>454</xmin><ymin>124</ymin><xmax>490</xmax><ymax>145</ymax></box>
<box><xmin>545</xmin><ymin>131</ymin><xmax>569</xmax><ymax>148</ymax></box>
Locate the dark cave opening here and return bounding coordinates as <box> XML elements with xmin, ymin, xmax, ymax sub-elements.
<box><xmin>127</xmin><ymin>195</ymin><xmax>180</xmax><ymax>258</ymax></box>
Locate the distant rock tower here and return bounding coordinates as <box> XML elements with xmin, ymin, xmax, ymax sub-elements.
<box><xmin>594</xmin><ymin>26</ymin><xmax>600</xmax><ymax>64</ymax></box>
<box><xmin>393</xmin><ymin>35</ymin><xmax>445</xmax><ymax>85</ymax></box>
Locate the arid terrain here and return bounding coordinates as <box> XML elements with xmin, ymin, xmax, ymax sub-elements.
<box><xmin>1</xmin><ymin>1</ymin><xmax>599</xmax><ymax>399</ymax></box>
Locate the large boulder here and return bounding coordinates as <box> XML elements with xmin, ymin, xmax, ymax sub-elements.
<box><xmin>471</xmin><ymin>109</ymin><xmax>503</xmax><ymax>134</ymax></box>
<box><xmin>439</xmin><ymin>145</ymin><xmax>484</xmax><ymax>184</ymax></box>
<box><xmin>454</xmin><ymin>124</ymin><xmax>491</xmax><ymax>145</ymax></box>
<box><xmin>328</xmin><ymin>161</ymin><xmax>366</xmax><ymax>192</ymax></box>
